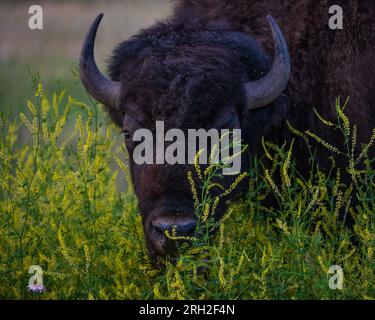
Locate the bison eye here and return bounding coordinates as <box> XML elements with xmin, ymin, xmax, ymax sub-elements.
<box><xmin>122</xmin><ymin>129</ymin><xmax>132</xmax><ymax>141</ymax></box>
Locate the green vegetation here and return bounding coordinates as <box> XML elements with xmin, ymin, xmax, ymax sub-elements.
<box><xmin>0</xmin><ymin>77</ymin><xmax>374</xmax><ymax>299</ymax></box>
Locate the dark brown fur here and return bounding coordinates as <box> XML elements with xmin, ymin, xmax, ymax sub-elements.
<box><xmin>103</xmin><ymin>0</ymin><xmax>374</xmax><ymax>259</ymax></box>
<box><xmin>173</xmin><ymin>0</ymin><xmax>375</xmax><ymax>166</ymax></box>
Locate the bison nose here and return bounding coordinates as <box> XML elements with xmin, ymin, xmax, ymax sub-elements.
<box><xmin>151</xmin><ymin>217</ymin><xmax>196</xmax><ymax>237</ymax></box>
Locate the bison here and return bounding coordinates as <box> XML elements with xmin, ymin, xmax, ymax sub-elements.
<box><xmin>79</xmin><ymin>0</ymin><xmax>375</xmax><ymax>261</ymax></box>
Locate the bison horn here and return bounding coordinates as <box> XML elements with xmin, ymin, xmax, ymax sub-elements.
<box><xmin>79</xmin><ymin>13</ymin><xmax>121</xmax><ymax>108</ymax></box>
<box><xmin>245</xmin><ymin>15</ymin><xmax>291</xmax><ymax>110</ymax></box>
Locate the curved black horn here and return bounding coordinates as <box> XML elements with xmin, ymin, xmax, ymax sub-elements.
<box><xmin>245</xmin><ymin>15</ymin><xmax>291</xmax><ymax>110</ymax></box>
<box><xmin>79</xmin><ymin>13</ymin><xmax>120</xmax><ymax>108</ymax></box>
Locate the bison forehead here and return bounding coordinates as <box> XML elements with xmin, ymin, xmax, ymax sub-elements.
<box><xmin>108</xmin><ymin>21</ymin><xmax>271</xmax><ymax>126</ymax></box>
<box><xmin>119</xmin><ymin>45</ymin><xmax>245</xmax><ymax>126</ymax></box>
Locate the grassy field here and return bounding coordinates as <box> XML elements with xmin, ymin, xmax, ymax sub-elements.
<box><xmin>0</xmin><ymin>81</ymin><xmax>374</xmax><ymax>299</ymax></box>
<box><xmin>0</xmin><ymin>0</ymin><xmax>374</xmax><ymax>300</ymax></box>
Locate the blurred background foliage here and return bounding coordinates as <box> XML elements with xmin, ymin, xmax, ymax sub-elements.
<box><xmin>0</xmin><ymin>0</ymin><xmax>172</xmax><ymax>119</ymax></box>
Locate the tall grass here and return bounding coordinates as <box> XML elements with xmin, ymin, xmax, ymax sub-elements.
<box><xmin>0</xmin><ymin>78</ymin><xmax>374</xmax><ymax>299</ymax></box>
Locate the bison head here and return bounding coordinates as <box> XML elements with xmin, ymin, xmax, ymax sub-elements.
<box><xmin>79</xmin><ymin>13</ymin><xmax>290</xmax><ymax>260</ymax></box>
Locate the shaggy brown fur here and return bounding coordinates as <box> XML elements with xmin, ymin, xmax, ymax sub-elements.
<box><xmin>98</xmin><ymin>1</ymin><xmax>374</xmax><ymax>258</ymax></box>
<box><xmin>173</xmin><ymin>0</ymin><xmax>375</xmax><ymax>166</ymax></box>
